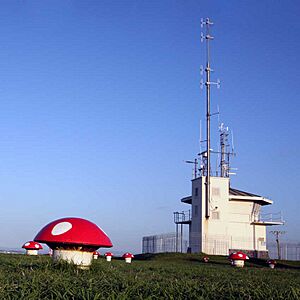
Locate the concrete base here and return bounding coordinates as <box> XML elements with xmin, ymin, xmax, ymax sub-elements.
<box><xmin>26</xmin><ymin>249</ymin><xmax>38</xmax><ymax>256</ymax></box>
<box><xmin>231</xmin><ymin>259</ymin><xmax>245</xmax><ymax>267</ymax></box>
<box><xmin>269</xmin><ymin>264</ymin><xmax>275</xmax><ymax>269</ymax></box>
<box><xmin>53</xmin><ymin>249</ymin><xmax>93</xmax><ymax>269</ymax></box>
<box><xmin>125</xmin><ymin>257</ymin><xmax>132</xmax><ymax>263</ymax></box>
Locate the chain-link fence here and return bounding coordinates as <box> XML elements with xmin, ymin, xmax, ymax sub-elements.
<box><xmin>142</xmin><ymin>233</ymin><xmax>188</xmax><ymax>254</ymax></box>
<box><xmin>142</xmin><ymin>233</ymin><xmax>300</xmax><ymax>260</ymax></box>
<box><xmin>267</xmin><ymin>242</ymin><xmax>300</xmax><ymax>260</ymax></box>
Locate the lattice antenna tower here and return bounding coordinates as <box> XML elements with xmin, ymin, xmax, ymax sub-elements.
<box><xmin>219</xmin><ymin>123</ymin><xmax>236</xmax><ymax>177</ymax></box>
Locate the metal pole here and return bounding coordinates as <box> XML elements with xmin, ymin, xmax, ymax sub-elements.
<box><xmin>276</xmin><ymin>234</ymin><xmax>281</xmax><ymax>260</ymax></box>
<box><xmin>270</xmin><ymin>230</ymin><xmax>286</xmax><ymax>260</ymax></box>
<box><xmin>253</xmin><ymin>225</ymin><xmax>256</xmax><ymax>250</ymax></box>
<box><xmin>204</xmin><ymin>18</ymin><xmax>213</xmax><ymax>218</ymax></box>
<box><xmin>180</xmin><ymin>223</ymin><xmax>183</xmax><ymax>253</ymax></box>
<box><xmin>175</xmin><ymin>224</ymin><xmax>178</xmax><ymax>252</ymax></box>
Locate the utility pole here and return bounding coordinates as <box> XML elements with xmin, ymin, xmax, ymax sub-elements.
<box><xmin>270</xmin><ymin>230</ymin><xmax>286</xmax><ymax>260</ymax></box>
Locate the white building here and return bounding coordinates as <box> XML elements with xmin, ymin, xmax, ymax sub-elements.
<box><xmin>175</xmin><ymin>176</ymin><xmax>283</xmax><ymax>258</ymax></box>
<box><xmin>173</xmin><ymin>18</ymin><xmax>284</xmax><ymax>258</ymax></box>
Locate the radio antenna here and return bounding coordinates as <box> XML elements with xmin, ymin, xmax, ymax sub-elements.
<box><xmin>201</xmin><ymin>17</ymin><xmax>220</xmax><ymax>218</ymax></box>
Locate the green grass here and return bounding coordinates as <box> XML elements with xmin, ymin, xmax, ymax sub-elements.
<box><xmin>0</xmin><ymin>253</ymin><xmax>299</xmax><ymax>299</ymax></box>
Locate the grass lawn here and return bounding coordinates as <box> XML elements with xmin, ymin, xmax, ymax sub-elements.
<box><xmin>0</xmin><ymin>253</ymin><xmax>299</xmax><ymax>299</ymax></box>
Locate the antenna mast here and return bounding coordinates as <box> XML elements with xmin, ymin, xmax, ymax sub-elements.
<box><xmin>220</xmin><ymin>123</ymin><xmax>229</xmax><ymax>177</ymax></box>
<box><xmin>219</xmin><ymin>123</ymin><xmax>236</xmax><ymax>177</ymax></box>
<box><xmin>201</xmin><ymin>18</ymin><xmax>219</xmax><ymax>218</ymax></box>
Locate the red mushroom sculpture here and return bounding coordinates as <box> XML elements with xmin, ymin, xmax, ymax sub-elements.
<box><xmin>228</xmin><ymin>251</ymin><xmax>249</xmax><ymax>267</ymax></box>
<box><xmin>267</xmin><ymin>259</ymin><xmax>277</xmax><ymax>269</ymax></box>
<box><xmin>105</xmin><ymin>251</ymin><xmax>113</xmax><ymax>262</ymax></box>
<box><xmin>34</xmin><ymin>217</ymin><xmax>112</xmax><ymax>269</ymax></box>
<box><xmin>203</xmin><ymin>256</ymin><xmax>209</xmax><ymax>263</ymax></box>
<box><xmin>22</xmin><ymin>241</ymin><xmax>43</xmax><ymax>256</ymax></box>
<box><xmin>122</xmin><ymin>252</ymin><xmax>134</xmax><ymax>263</ymax></box>
<box><xmin>93</xmin><ymin>251</ymin><xmax>100</xmax><ymax>260</ymax></box>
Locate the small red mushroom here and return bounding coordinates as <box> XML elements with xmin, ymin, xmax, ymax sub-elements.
<box><xmin>228</xmin><ymin>251</ymin><xmax>249</xmax><ymax>267</ymax></box>
<box><xmin>93</xmin><ymin>251</ymin><xmax>100</xmax><ymax>260</ymax></box>
<box><xmin>22</xmin><ymin>241</ymin><xmax>43</xmax><ymax>256</ymax></box>
<box><xmin>203</xmin><ymin>256</ymin><xmax>209</xmax><ymax>263</ymax></box>
<box><xmin>267</xmin><ymin>259</ymin><xmax>277</xmax><ymax>269</ymax></box>
<box><xmin>34</xmin><ymin>217</ymin><xmax>112</xmax><ymax>269</ymax></box>
<box><xmin>122</xmin><ymin>252</ymin><xmax>134</xmax><ymax>263</ymax></box>
<box><xmin>105</xmin><ymin>251</ymin><xmax>113</xmax><ymax>262</ymax></box>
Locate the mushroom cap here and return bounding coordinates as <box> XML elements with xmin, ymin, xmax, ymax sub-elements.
<box><xmin>122</xmin><ymin>252</ymin><xmax>134</xmax><ymax>258</ymax></box>
<box><xmin>93</xmin><ymin>251</ymin><xmax>100</xmax><ymax>256</ymax></box>
<box><xmin>105</xmin><ymin>252</ymin><xmax>113</xmax><ymax>257</ymax></box>
<box><xmin>34</xmin><ymin>217</ymin><xmax>113</xmax><ymax>249</ymax></box>
<box><xmin>267</xmin><ymin>259</ymin><xmax>276</xmax><ymax>264</ymax></box>
<box><xmin>228</xmin><ymin>251</ymin><xmax>249</xmax><ymax>260</ymax></box>
<box><xmin>22</xmin><ymin>241</ymin><xmax>43</xmax><ymax>250</ymax></box>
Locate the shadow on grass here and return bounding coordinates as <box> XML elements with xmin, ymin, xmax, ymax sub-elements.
<box><xmin>134</xmin><ymin>253</ymin><xmax>300</xmax><ymax>270</ymax></box>
<box><xmin>134</xmin><ymin>254</ymin><xmax>156</xmax><ymax>261</ymax></box>
<box><xmin>248</xmin><ymin>258</ymin><xmax>300</xmax><ymax>270</ymax></box>
<box><xmin>188</xmin><ymin>258</ymin><xmax>229</xmax><ymax>266</ymax></box>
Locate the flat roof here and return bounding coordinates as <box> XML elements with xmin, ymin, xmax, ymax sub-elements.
<box><xmin>251</xmin><ymin>220</ymin><xmax>284</xmax><ymax>226</ymax></box>
<box><xmin>181</xmin><ymin>196</ymin><xmax>192</xmax><ymax>204</ymax></box>
<box><xmin>229</xmin><ymin>188</ymin><xmax>261</xmax><ymax>197</ymax></box>
<box><xmin>229</xmin><ymin>187</ymin><xmax>273</xmax><ymax>206</ymax></box>
<box><xmin>180</xmin><ymin>188</ymin><xmax>273</xmax><ymax>206</ymax></box>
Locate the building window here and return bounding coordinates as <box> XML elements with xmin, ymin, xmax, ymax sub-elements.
<box><xmin>212</xmin><ymin>211</ymin><xmax>220</xmax><ymax>220</ymax></box>
<box><xmin>195</xmin><ymin>187</ymin><xmax>198</xmax><ymax>197</ymax></box>
<box><xmin>212</xmin><ymin>187</ymin><xmax>220</xmax><ymax>196</ymax></box>
<box><xmin>194</xmin><ymin>205</ymin><xmax>198</xmax><ymax>217</ymax></box>
<box><xmin>258</xmin><ymin>237</ymin><xmax>266</xmax><ymax>246</ymax></box>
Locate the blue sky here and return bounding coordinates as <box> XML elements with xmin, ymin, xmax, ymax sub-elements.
<box><xmin>0</xmin><ymin>1</ymin><xmax>299</xmax><ymax>253</ymax></box>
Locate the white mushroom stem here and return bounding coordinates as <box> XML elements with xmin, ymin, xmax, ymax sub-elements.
<box><xmin>26</xmin><ymin>249</ymin><xmax>39</xmax><ymax>256</ymax></box>
<box><xmin>52</xmin><ymin>249</ymin><xmax>93</xmax><ymax>269</ymax></box>
<box><xmin>125</xmin><ymin>257</ymin><xmax>132</xmax><ymax>263</ymax></box>
<box><xmin>106</xmin><ymin>256</ymin><xmax>112</xmax><ymax>262</ymax></box>
<box><xmin>269</xmin><ymin>263</ymin><xmax>275</xmax><ymax>269</ymax></box>
<box><xmin>232</xmin><ymin>260</ymin><xmax>245</xmax><ymax>267</ymax></box>
<box><xmin>93</xmin><ymin>254</ymin><xmax>98</xmax><ymax>260</ymax></box>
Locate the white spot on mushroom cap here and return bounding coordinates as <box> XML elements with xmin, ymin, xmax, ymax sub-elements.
<box><xmin>238</xmin><ymin>253</ymin><xmax>243</xmax><ymax>258</ymax></box>
<box><xmin>51</xmin><ymin>222</ymin><xmax>72</xmax><ymax>236</ymax></box>
<box><xmin>35</xmin><ymin>244</ymin><xmax>40</xmax><ymax>249</ymax></box>
<box><xmin>25</xmin><ymin>242</ymin><xmax>30</xmax><ymax>247</ymax></box>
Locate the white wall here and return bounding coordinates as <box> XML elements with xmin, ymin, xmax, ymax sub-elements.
<box><xmin>190</xmin><ymin>178</ymin><xmax>201</xmax><ymax>253</ymax></box>
<box><xmin>190</xmin><ymin>176</ymin><xmax>267</xmax><ymax>255</ymax></box>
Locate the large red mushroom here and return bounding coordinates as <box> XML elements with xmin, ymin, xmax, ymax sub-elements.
<box><xmin>34</xmin><ymin>217</ymin><xmax>112</xmax><ymax>269</ymax></box>
<box><xmin>22</xmin><ymin>241</ymin><xmax>43</xmax><ymax>256</ymax></box>
<box><xmin>228</xmin><ymin>251</ymin><xmax>249</xmax><ymax>267</ymax></box>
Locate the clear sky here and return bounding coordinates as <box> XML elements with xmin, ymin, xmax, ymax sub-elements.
<box><xmin>0</xmin><ymin>1</ymin><xmax>299</xmax><ymax>253</ymax></box>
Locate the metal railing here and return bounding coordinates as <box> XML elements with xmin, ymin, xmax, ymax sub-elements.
<box><xmin>258</xmin><ymin>212</ymin><xmax>284</xmax><ymax>223</ymax></box>
<box><xmin>173</xmin><ymin>210</ymin><xmax>191</xmax><ymax>223</ymax></box>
